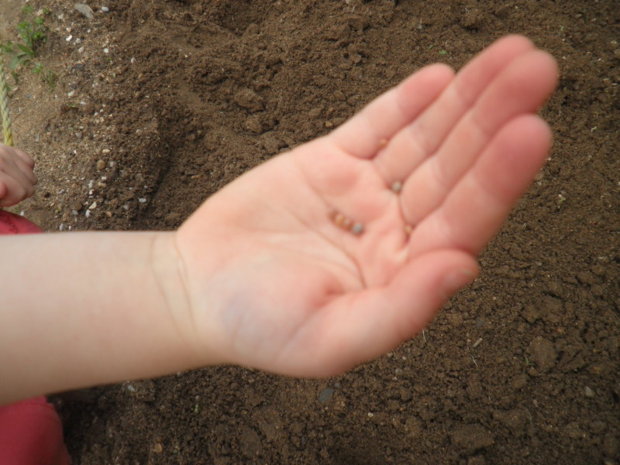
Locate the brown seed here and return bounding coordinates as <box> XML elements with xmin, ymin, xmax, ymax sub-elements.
<box><xmin>330</xmin><ymin>211</ymin><xmax>364</xmax><ymax>236</ymax></box>
<box><xmin>404</xmin><ymin>224</ymin><xmax>413</xmax><ymax>235</ymax></box>
<box><xmin>332</xmin><ymin>212</ymin><xmax>347</xmax><ymax>228</ymax></box>
<box><xmin>378</xmin><ymin>138</ymin><xmax>388</xmax><ymax>148</ymax></box>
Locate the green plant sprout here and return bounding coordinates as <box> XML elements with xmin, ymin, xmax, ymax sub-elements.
<box><xmin>0</xmin><ymin>5</ymin><xmax>56</xmax><ymax>87</ymax></box>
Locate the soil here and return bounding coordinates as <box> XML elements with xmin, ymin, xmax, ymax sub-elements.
<box><xmin>1</xmin><ymin>0</ymin><xmax>618</xmax><ymax>464</ymax></box>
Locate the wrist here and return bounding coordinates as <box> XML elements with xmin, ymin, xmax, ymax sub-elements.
<box><xmin>152</xmin><ymin>232</ymin><xmax>226</xmax><ymax>369</ymax></box>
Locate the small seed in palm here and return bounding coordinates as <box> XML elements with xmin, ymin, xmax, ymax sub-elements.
<box><xmin>330</xmin><ymin>211</ymin><xmax>364</xmax><ymax>236</ymax></box>
<box><xmin>351</xmin><ymin>222</ymin><xmax>364</xmax><ymax>235</ymax></box>
<box><xmin>332</xmin><ymin>212</ymin><xmax>347</xmax><ymax>228</ymax></box>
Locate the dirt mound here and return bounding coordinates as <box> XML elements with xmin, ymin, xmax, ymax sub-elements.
<box><xmin>1</xmin><ymin>0</ymin><xmax>618</xmax><ymax>464</ymax></box>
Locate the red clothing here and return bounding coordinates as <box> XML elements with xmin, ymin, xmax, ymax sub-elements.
<box><xmin>0</xmin><ymin>397</ymin><xmax>70</xmax><ymax>465</ymax></box>
<box><xmin>0</xmin><ymin>210</ymin><xmax>42</xmax><ymax>234</ymax></box>
<box><xmin>0</xmin><ymin>210</ymin><xmax>71</xmax><ymax>465</ymax></box>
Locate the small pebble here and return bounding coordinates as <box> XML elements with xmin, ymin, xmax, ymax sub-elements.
<box><xmin>318</xmin><ymin>387</ymin><xmax>334</xmax><ymax>404</ymax></box>
<box><xmin>527</xmin><ymin>336</ymin><xmax>557</xmax><ymax>371</ymax></box>
<box><xmin>74</xmin><ymin>3</ymin><xmax>94</xmax><ymax>19</ymax></box>
<box><xmin>511</xmin><ymin>373</ymin><xmax>528</xmax><ymax>390</ymax></box>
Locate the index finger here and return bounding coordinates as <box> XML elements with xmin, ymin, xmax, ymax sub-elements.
<box><xmin>329</xmin><ymin>63</ymin><xmax>455</xmax><ymax>159</ymax></box>
<box><xmin>371</xmin><ymin>34</ymin><xmax>535</xmax><ymax>186</ymax></box>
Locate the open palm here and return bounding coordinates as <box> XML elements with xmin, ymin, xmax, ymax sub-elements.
<box><xmin>175</xmin><ymin>35</ymin><xmax>558</xmax><ymax>377</ymax></box>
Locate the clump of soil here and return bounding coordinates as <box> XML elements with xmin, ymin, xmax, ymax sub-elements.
<box><xmin>1</xmin><ymin>1</ymin><xmax>618</xmax><ymax>464</ymax></box>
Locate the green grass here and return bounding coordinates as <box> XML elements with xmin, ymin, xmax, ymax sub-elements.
<box><xmin>0</xmin><ymin>5</ymin><xmax>56</xmax><ymax>87</ymax></box>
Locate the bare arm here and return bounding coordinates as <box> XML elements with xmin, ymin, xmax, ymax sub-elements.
<box><xmin>0</xmin><ymin>231</ymin><xmax>211</xmax><ymax>403</ymax></box>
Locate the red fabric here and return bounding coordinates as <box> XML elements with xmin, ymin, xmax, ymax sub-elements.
<box><xmin>0</xmin><ymin>210</ymin><xmax>42</xmax><ymax>235</ymax></box>
<box><xmin>0</xmin><ymin>210</ymin><xmax>71</xmax><ymax>464</ymax></box>
<box><xmin>0</xmin><ymin>397</ymin><xmax>71</xmax><ymax>465</ymax></box>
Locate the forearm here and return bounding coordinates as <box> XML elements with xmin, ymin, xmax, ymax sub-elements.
<box><xmin>0</xmin><ymin>231</ymin><xmax>206</xmax><ymax>404</ymax></box>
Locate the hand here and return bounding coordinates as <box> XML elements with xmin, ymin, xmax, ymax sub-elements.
<box><xmin>0</xmin><ymin>144</ymin><xmax>37</xmax><ymax>207</ymax></box>
<box><xmin>174</xmin><ymin>35</ymin><xmax>558</xmax><ymax>377</ymax></box>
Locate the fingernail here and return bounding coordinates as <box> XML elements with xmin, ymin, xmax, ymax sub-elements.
<box><xmin>442</xmin><ymin>269</ymin><xmax>476</xmax><ymax>299</ymax></box>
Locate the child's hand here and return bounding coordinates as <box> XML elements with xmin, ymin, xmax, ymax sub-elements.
<box><xmin>0</xmin><ymin>144</ymin><xmax>37</xmax><ymax>207</ymax></box>
<box><xmin>174</xmin><ymin>35</ymin><xmax>558</xmax><ymax>377</ymax></box>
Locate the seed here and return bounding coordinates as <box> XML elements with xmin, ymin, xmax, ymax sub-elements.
<box><xmin>351</xmin><ymin>223</ymin><xmax>364</xmax><ymax>235</ymax></box>
<box><xmin>332</xmin><ymin>212</ymin><xmax>347</xmax><ymax>227</ymax></box>
<box><xmin>378</xmin><ymin>138</ymin><xmax>388</xmax><ymax>148</ymax></box>
<box><xmin>330</xmin><ymin>211</ymin><xmax>352</xmax><ymax>231</ymax></box>
<box><xmin>404</xmin><ymin>224</ymin><xmax>413</xmax><ymax>235</ymax></box>
<box><xmin>391</xmin><ymin>181</ymin><xmax>403</xmax><ymax>193</ymax></box>
<box><xmin>330</xmin><ymin>211</ymin><xmax>364</xmax><ymax>236</ymax></box>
